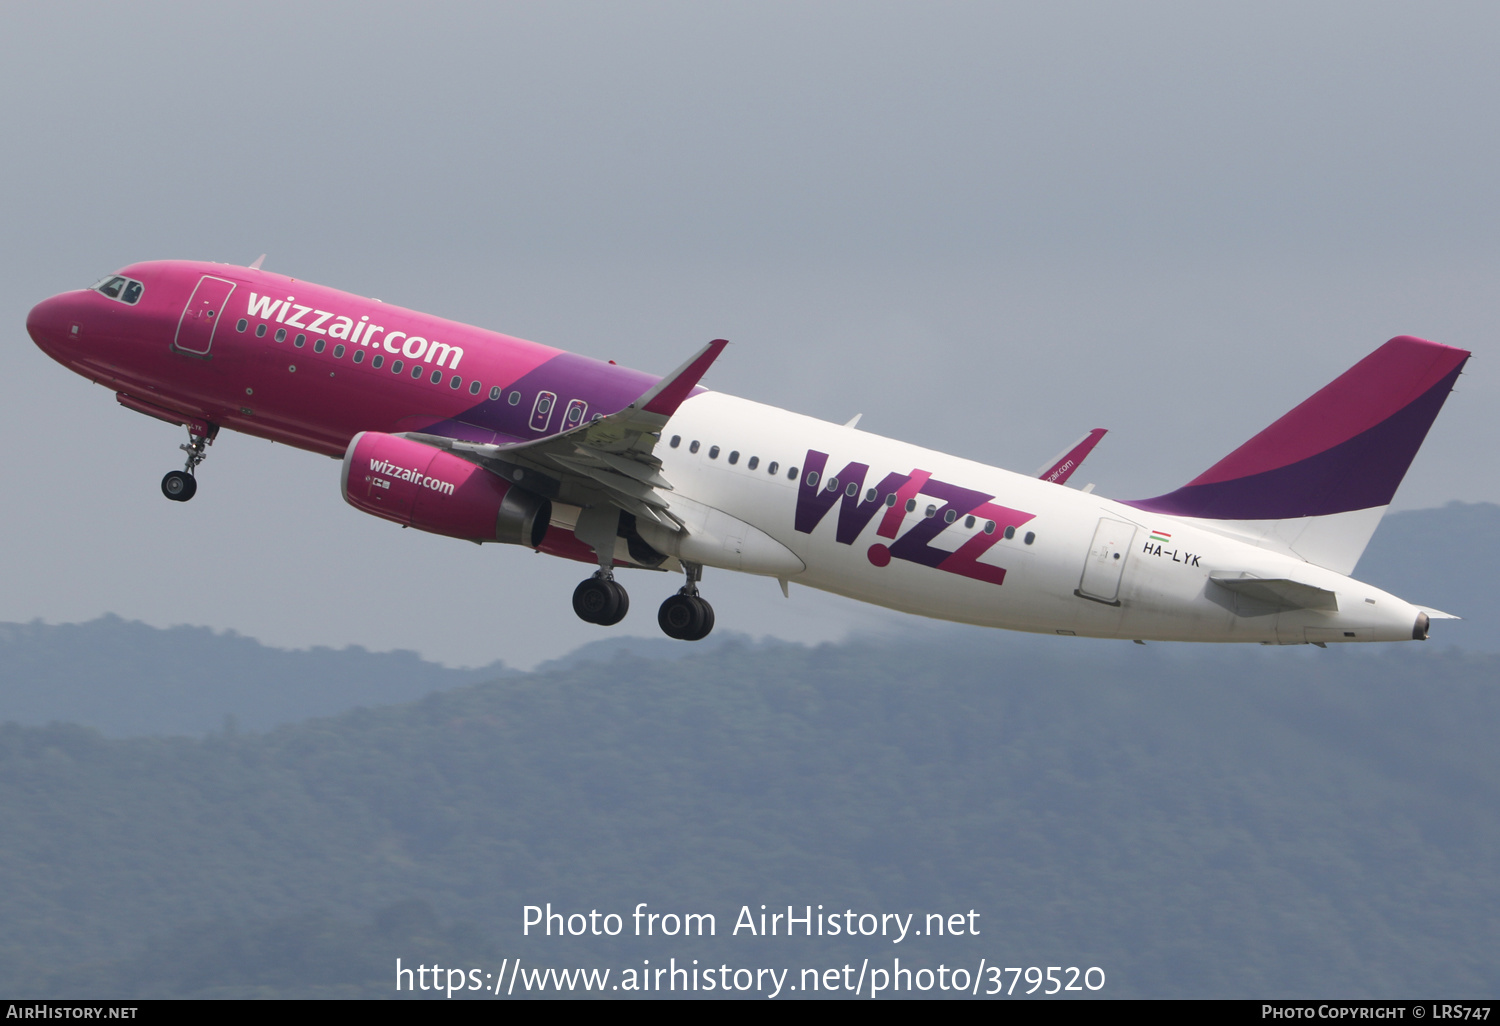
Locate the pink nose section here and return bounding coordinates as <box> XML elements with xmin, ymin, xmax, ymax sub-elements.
<box><xmin>27</xmin><ymin>293</ymin><xmax>79</xmax><ymax>355</ymax></box>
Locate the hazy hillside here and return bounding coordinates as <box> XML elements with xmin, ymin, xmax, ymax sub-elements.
<box><xmin>1</xmin><ymin>633</ymin><xmax>1495</xmax><ymax>998</ymax></box>
<box><xmin>0</xmin><ymin>503</ymin><xmax>1492</xmax><ymax>998</ymax></box>
<box><xmin>0</xmin><ymin>615</ymin><xmax>509</xmax><ymax>736</ymax></box>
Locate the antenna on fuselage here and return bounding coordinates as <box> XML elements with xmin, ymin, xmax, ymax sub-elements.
<box><xmin>248</xmin><ymin>254</ymin><xmax>267</xmax><ymax>270</ymax></box>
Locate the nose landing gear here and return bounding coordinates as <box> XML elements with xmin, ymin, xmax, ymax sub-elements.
<box><xmin>161</xmin><ymin>423</ymin><xmax>217</xmax><ymax>502</ymax></box>
<box><xmin>658</xmin><ymin>562</ymin><xmax>714</xmax><ymax>641</ymax></box>
<box><xmin>160</xmin><ymin>470</ymin><xmax>196</xmax><ymax>501</ymax></box>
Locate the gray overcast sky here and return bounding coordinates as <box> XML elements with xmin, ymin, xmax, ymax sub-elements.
<box><xmin>2</xmin><ymin>2</ymin><xmax>1496</xmax><ymax>667</ymax></box>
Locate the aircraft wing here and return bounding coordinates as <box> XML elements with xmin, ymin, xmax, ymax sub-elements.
<box><xmin>401</xmin><ymin>339</ymin><xmax>728</xmax><ymax>531</ymax></box>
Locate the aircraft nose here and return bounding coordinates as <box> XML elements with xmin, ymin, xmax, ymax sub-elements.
<box><xmin>27</xmin><ymin>293</ymin><xmax>80</xmax><ymax>356</ymax></box>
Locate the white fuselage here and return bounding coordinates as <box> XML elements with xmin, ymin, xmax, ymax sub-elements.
<box><xmin>656</xmin><ymin>392</ymin><xmax>1421</xmax><ymax>645</ymax></box>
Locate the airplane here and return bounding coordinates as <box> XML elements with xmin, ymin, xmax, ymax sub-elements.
<box><xmin>27</xmin><ymin>260</ymin><xmax>1468</xmax><ymax>646</ymax></box>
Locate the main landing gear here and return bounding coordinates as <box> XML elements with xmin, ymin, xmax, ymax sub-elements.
<box><xmin>658</xmin><ymin>562</ymin><xmax>714</xmax><ymax>642</ymax></box>
<box><xmin>573</xmin><ymin>571</ymin><xmax>630</xmax><ymax>627</ymax></box>
<box><xmin>161</xmin><ymin>423</ymin><xmax>217</xmax><ymax>502</ymax></box>
<box><xmin>569</xmin><ymin>561</ymin><xmax>715</xmax><ymax>641</ymax></box>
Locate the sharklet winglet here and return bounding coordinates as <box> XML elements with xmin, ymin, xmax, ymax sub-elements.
<box><xmin>1036</xmin><ymin>428</ymin><xmax>1108</xmax><ymax>484</ymax></box>
<box><xmin>636</xmin><ymin>339</ymin><xmax>728</xmax><ymax>417</ymax></box>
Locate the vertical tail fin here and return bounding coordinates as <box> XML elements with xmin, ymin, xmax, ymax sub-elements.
<box><xmin>1125</xmin><ymin>336</ymin><xmax>1469</xmax><ymax>573</ymax></box>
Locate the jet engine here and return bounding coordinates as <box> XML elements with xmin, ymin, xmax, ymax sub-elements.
<box><xmin>341</xmin><ymin>431</ymin><xmax>550</xmax><ymax>547</ymax></box>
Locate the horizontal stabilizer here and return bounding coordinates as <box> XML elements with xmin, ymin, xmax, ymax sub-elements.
<box><xmin>1209</xmin><ymin>572</ymin><xmax>1339</xmax><ymax>612</ymax></box>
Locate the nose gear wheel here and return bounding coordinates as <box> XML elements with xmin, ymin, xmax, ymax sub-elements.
<box><xmin>161</xmin><ymin>423</ymin><xmax>218</xmax><ymax>502</ymax></box>
<box><xmin>161</xmin><ymin>471</ymin><xmax>197</xmax><ymax>501</ymax></box>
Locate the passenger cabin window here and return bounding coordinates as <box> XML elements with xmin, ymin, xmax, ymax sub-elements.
<box><xmin>670</xmin><ymin>435</ymin><xmax>681</xmax><ymax>448</ymax></box>
<box><xmin>747</xmin><ymin>456</ymin><xmax>759</xmax><ymax>469</ymax></box>
<box><xmin>489</xmin><ymin>386</ymin><xmax>502</xmax><ymax>401</ymax></box>
<box><xmin>767</xmin><ymin>461</ymin><xmax>778</xmax><ymax>475</ymax></box>
<box><xmin>274</xmin><ymin>328</ymin><xmax>286</xmax><ymax>342</ymax></box>
<box><xmin>470</xmin><ymin>380</ymin><xmax>482</xmax><ymax>395</ymax></box>
<box><xmin>728</xmin><ymin>451</ymin><xmax>739</xmax><ymax>465</ymax></box>
<box><xmin>689</xmin><ymin>440</ymin><xmax>700</xmax><ymax>453</ymax></box>
<box><xmin>372</xmin><ymin>354</ymin><xmax>384</xmax><ymax>368</ymax></box>
<box><xmin>709</xmin><ymin>446</ymin><xmax>720</xmax><ymax>459</ymax></box>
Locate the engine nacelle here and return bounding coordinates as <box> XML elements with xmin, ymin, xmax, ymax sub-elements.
<box><xmin>341</xmin><ymin>431</ymin><xmax>550</xmax><ymax>547</ymax></box>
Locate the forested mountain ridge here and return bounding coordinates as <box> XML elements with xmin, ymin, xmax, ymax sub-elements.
<box><xmin>1</xmin><ymin>634</ymin><xmax>1495</xmax><ymax>998</ymax></box>
<box><xmin>0</xmin><ymin>614</ymin><xmax>510</xmax><ymax>736</ymax></box>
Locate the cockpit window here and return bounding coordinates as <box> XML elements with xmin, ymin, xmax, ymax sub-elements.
<box><xmin>91</xmin><ymin>274</ymin><xmax>144</xmax><ymax>305</ymax></box>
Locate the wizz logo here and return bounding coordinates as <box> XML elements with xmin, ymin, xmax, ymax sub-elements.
<box><xmin>794</xmin><ymin>450</ymin><xmax>1034</xmax><ymax>586</ymax></box>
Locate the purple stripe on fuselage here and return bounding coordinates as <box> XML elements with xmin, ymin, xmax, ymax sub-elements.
<box><xmin>1125</xmin><ymin>363</ymin><xmax>1464</xmax><ymax>520</ymax></box>
<box><xmin>406</xmin><ymin>351</ymin><xmax>690</xmax><ymax>442</ymax></box>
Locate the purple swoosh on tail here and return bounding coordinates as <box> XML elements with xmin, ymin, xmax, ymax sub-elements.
<box><xmin>1126</xmin><ymin>359</ymin><xmax>1466</xmax><ymax>520</ymax></box>
<box><xmin>1190</xmin><ymin>337</ymin><xmax>1468</xmax><ymax>487</ymax></box>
